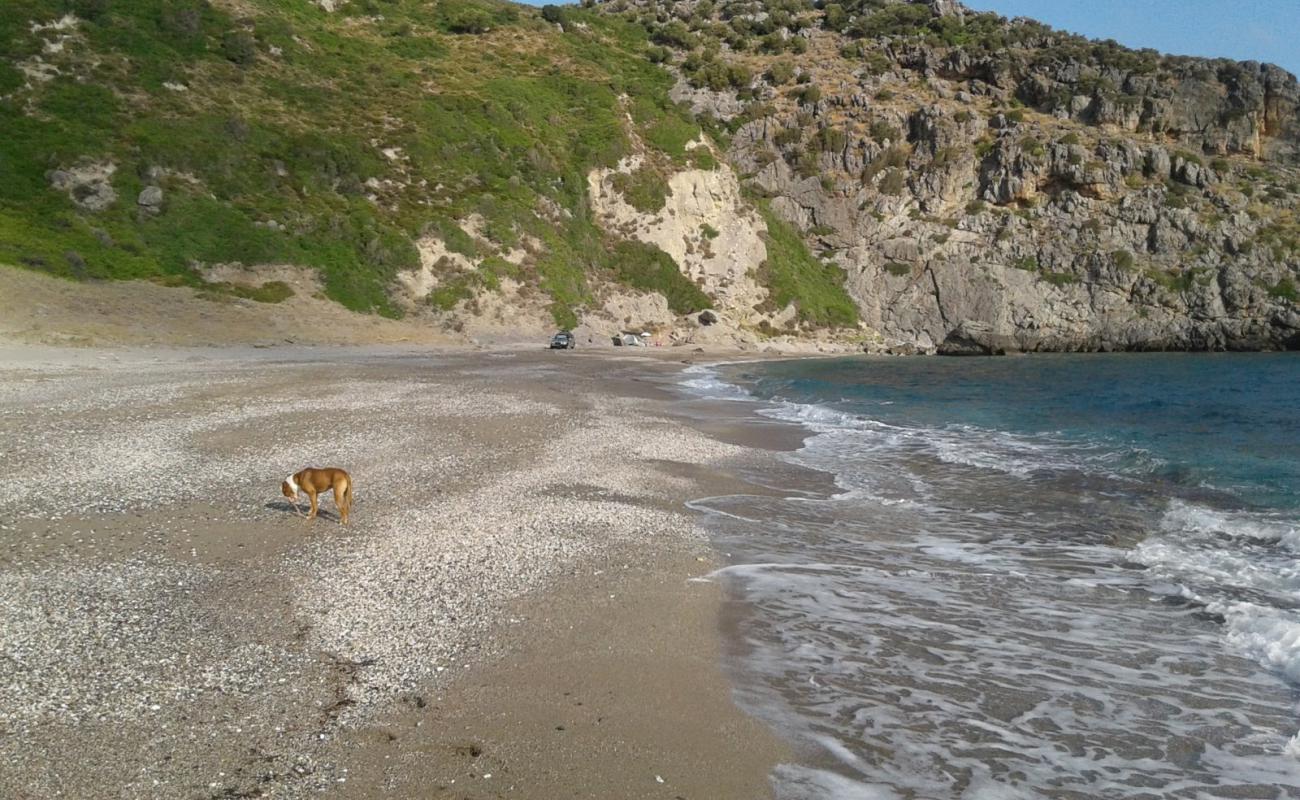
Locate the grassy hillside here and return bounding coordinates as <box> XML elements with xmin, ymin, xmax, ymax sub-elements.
<box><xmin>2</xmin><ymin>0</ymin><xmax>798</xmax><ymax>326</ymax></box>
<box><xmin>14</xmin><ymin>0</ymin><xmax>1294</xmax><ymax>348</ymax></box>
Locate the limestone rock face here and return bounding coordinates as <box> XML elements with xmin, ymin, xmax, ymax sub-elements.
<box><xmin>610</xmin><ymin>0</ymin><xmax>1300</xmax><ymax>352</ymax></box>
<box><xmin>588</xmin><ymin>154</ymin><xmax>770</xmax><ymax>320</ymax></box>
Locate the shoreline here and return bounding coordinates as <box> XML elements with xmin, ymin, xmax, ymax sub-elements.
<box><xmin>0</xmin><ymin>343</ymin><xmax>813</xmax><ymax>798</ymax></box>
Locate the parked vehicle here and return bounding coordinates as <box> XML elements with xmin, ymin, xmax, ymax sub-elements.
<box><xmin>549</xmin><ymin>330</ymin><xmax>576</xmax><ymax>349</ymax></box>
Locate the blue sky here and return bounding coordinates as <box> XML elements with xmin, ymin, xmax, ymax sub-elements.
<box><xmin>962</xmin><ymin>0</ymin><xmax>1300</xmax><ymax>77</ymax></box>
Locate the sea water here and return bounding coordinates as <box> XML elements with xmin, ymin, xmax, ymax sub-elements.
<box><xmin>684</xmin><ymin>353</ymin><xmax>1300</xmax><ymax>799</ymax></box>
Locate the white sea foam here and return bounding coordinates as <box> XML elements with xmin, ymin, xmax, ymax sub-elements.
<box><xmin>1131</xmin><ymin>499</ymin><xmax>1300</xmax><ymax>684</ymax></box>
<box><xmin>757</xmin><ymin>397</ymin><xmax>1154</xmax><ymax>489</ymax></box>
<box><xmin>1211</xmin><ymin>601</ymin><xmax>1300</xmax><ymax>684</ymax></box>
<box><xmin>684</xmin><ymin>362</ymin><xmax>1300</xmax><ymax>799</ymax></box>
<box><xmin>677</xmin><ymin>363</ymin><xmax>757</xmax><ymax>401</ymax></box>
<box><xmin>1161</xmin><ymin>498</ymin><xmax>1300</xmax><ymax>550</ymax></box>
<box><xmin>1133</xmin><ymin>538</ymin><xmax>1300</xmax><ymax>599</ymax></box>
<box><xmin>770</xmin><ymin>764</ymin><xmax>902</xmax><ymax>800</ymax></box>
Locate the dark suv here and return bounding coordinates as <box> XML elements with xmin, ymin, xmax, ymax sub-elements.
<box><xmin>549</xmin><ymin>330</ymin><xmax>576</xmax><ymax>349</ymax></box>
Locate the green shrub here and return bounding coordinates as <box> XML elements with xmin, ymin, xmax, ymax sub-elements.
<box><xmin>237</xmin><ymin>280</ymin><xmax>293</xmax><ymax>303</ymax></box>
<box><xmin>815</xmin><ymin>127</ymin><xmax>847</xmax><ymax>152</ymax></box>
<box><xmin>862</xmin><ymin>51</ymin><xmax>893</xmax><ymax>75</ymax></box>
<box><xmin>428</xmin><ymin>276</ymin><xmax>476</xmax><ymax>311</ymax></box>
<box><xmin>477</xmin><ymin>255</ymin><xmax>518</xmax><ymax>289</ymax></box>
<box><xmin>1148</xmin><ymin>268</ymin><xmax>1195</xmax><ymax>292</ymax></box>
<box><xmin>758</xmin><ymin>32</ymin><xmax>786</xmax><ymax>54</ymax></box>
<box><xmin>1013</xmin><ymin>256</ymin><xmax>1039</xmax><ymax>271</ymax></box>
<box><xmin>699</xmin><ymin>223</ymin><xmax>720</xmax><ymax>240</ymax></box>
<box><xmin>427</xmin><ymin>252</ymin><xmax>518</xmax><ymax>309</ymax></box>
<box><xmin>850</xmin><ymin>4</ymin><xmax>932</xmax><ymax>39</ymax></box>
<box><xmin>607</xmin><ymin>240</ymin><xmax>711</xmax><ymax>314</ymax></box>
<box><xmin>197</xmin><ymin>279</ymin><xmax>292</xmax><ymax>303</ymax></box>
<box><xmin>774</xmin><ymin>126</ymin><xmax>803</xmax><ymax>148</ymax></box>
<box><xmin>68</xmin><ymin>0</ymin><xmax>111</xmax><ymax>21</ymax></box>
<box><xmin>795</xmin><ymin>147</ymin><xmax>821</xmax><ymax>179</ymax></box>
<box><xmin>1269</xmin><ymin>277</ymin><xmax>1298</xmax><ymax>303</ymax></box>
<box><xmin>884</xmin><ymin>261</ymin><xmax>910</xmax><ymax>276</ymax></box>
<box><xmin>1112</xmin><ymin>249</ymin><xmax>1135</xmax><ymax>270</ymax></box>
<box><xmin>645</xmin><ymin>45</ymin><xmax>671</xmax><ymax>64</ymax></box>
<box><xmin>823</xmin><ymin>3</ymin><xmax>847</xmax><ymax>30</ymax></box>
<box><xmin>686</xmin><ymin>147</ymin><xmax>717</xmax><ymax>170</ymax></box>
<box><xmin>878</xmin><ymin>168</ymin><xmax>906</xmax><ymax>196</ymax></box>
<box><xmin>796</xmin><ymin>85</ymin><xmax>821</xmax><ymax>105</ymax></box>
<box><xmin>756</xmin><ymin>204</ymin><xmax>858</xmax><ymax>328</ymax></box>
<box><xmin>428</xmin><ymin>218</ymin><xmax>478</xmax><ymax>258</ymax></box>
<box><xmin>1041</xmin><ymin>270</ymin><xmax>1078</xmax><ymax>286</ymax></box>
<box><xmin>441</xmin><ymin>2</ymin><xmax>516</xmax><ymax>33</ymax></box>
<box><xmin>863</xmin><ymin>146</ymin><xmax>909</xmax><ymax>182</ymax></box>
<box><xmin>644</xmin><ymin>112</ymin><xmax>702</xmax><ymax>161</ymax></box>
<box><xmin>611</xmin><ymin>167</ymin><xmax>669</xmax><ymax>213</ymax></box>
<box><xmin>682</xmin><ymin>55</ymin><xmax>752</xmax><ymax>92</ymax></box>
<box><xmin>767</xmin><ymin>61</ymin><xmax>795</xmax><ymax>85</ymax></box>
<box><xmin>931</xmin><ymin>147</ymin><xmax>961</xmax><ymax>168</ymax></box>
<box><xmin>221</xmin><ymin>31</ymin><xmax>257</xmax><ymax>65</ymax></box>
<box><xmin>966</xmin><ymin>199</ymin><xmax>987</xmax><ymax>215</ymax></box>
<box><xmin>869</xmin><ymin>120</ymin><xmax>901</xmax><ymax>144</ymax></box>
<box><xmin>160</xmin><ymin>2</ymin><xmax>207</xmax><ymax>40</ymax></box>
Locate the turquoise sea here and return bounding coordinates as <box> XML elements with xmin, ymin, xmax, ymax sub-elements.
<box><xmin>684</xmin><ymin>354</ymin><xmax>1300</xmax><ymax>799</ymax></box>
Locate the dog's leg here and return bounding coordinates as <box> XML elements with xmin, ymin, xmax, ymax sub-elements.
<box><xmin>307</xmin><ymin>490</ymin><xmax>319</xmax><ymax>520</ymax></box>
<box><xmin>337</xmin><ymin>480</ymin><xmax>350</xmax><ymax>525</ymax></box>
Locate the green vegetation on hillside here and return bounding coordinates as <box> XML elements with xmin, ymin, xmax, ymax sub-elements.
<box><xmin>14</xmin><ymin>0</ymin><xmax>1289</xmax><ymax>348</ymax></box>
<box><xmin>606</xmin><ymin>240</ymin><xmax>712</xmax><ymax>314</ymax></box>
<box><xmin>756</xmin><ymin>204</ymin><xmax>858</xmax><ymax>328</ymax></box>
<box><xmin>0</xmin><ymin>0</ymin><xmax>713</xmax><ymax>323</ymax></box>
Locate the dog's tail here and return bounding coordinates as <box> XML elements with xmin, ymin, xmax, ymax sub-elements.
<box><xmin>344</xmin><ymin>477</ymin><xmax>354</xmax><ymax>510</ymax></box>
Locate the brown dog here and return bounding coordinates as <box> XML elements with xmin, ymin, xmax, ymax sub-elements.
<box><xmin>282</xmin><ymin>467</ymin><xmax>353</xmax><ymax>524</ymax></box>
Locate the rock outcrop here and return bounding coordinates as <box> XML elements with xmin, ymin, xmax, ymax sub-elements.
<box><xmin>603</xmin><ymin>0</ymin><xmax>1300</xmax><ymax>352</ymax></box>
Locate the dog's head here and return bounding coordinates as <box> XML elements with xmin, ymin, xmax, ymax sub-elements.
<box><xmin>282</xmin><ymin>475</ymin><xmax>299</xmax><ymax>499</ymax></box>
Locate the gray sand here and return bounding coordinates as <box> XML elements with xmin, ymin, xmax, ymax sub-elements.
<box><xmin>0</xmin><ymin>346</ymin><xmax>785</xmax><ymax>798</ymax></box>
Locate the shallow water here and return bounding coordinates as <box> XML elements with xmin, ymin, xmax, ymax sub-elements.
<box><xmin>685</xmin><ymin>354</ymin><xmax>1300</xmax><ymax>799</ymax></box>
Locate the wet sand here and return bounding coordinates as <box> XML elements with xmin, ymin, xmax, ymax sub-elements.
<box><xmin>0</xmin><ymin>344</ymin><xmax>802</xmax><ymax>799</ymax></box>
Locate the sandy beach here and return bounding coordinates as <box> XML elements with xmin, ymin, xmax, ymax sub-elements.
<box><xmin>0</xmin><ymin>343</ymin><xmax>804</xmax><ymax>799</ymax></box>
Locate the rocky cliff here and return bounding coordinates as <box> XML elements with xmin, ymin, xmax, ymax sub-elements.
<box><xmin>603</xmin><ymin>0</ymin><xmax>1300</xmax><ymax>352</ymax></box>
<box><xmin>3</xmin><ymin>0</ymin><xmax>1298</xmax><ymax>352</ymax></box>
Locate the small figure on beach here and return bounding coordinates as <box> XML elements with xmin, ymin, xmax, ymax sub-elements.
<box><xmin>282</xmin><ymin>467</ymin><xmax>353</xmax><ymax>524</ymax></box>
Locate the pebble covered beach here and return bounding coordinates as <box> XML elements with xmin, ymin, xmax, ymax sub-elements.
<box><xmin>0</xmin><ymin>345</ymin><xmax>788</xmax><ymax>799</ymax></box>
